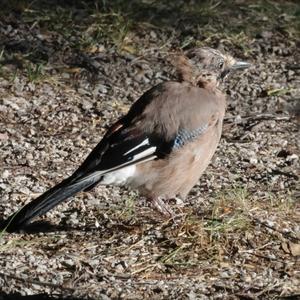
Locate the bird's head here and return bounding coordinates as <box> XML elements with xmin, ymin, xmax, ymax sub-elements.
<box><xmin>175</xmin><ymin>47</ymin><xmax>250</xmax><ymax>88</ymax></box>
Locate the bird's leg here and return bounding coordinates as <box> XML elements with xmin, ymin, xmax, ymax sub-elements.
<box><xmin>151</xmin><ymin>197</ymin><xmax>175</xmax><ymax>218</ymax></box>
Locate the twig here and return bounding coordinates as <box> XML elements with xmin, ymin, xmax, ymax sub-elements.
<box><xmin>249</xmin><ymin>215</ymin><xmax>300</xmax><ymax>242</ymax></box>
<box><xmin>224</xmin><ymin>113</ymin><xmax>291</xmax><ymax>122</ymax></box>
<box><xmin>270</xmin><ymin>169</ymin><xmax>299</xmax><ymax>180</ymax></box>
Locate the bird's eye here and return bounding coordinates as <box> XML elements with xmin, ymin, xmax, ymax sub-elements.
<box><xmin>218</xmin><ymin>61</ymin><xmax>224</xmax><ymax>69</ymax></box>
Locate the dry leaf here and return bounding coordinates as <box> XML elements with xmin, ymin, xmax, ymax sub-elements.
<box><xmin>289</xmin><ymin>242</ymin><xmax>300</xmax><ymax>256</ymax></box>
<box><xmin>282</xmin><ymin>242</ymin><xmax>300</xmax><ymax>256</ymax></box>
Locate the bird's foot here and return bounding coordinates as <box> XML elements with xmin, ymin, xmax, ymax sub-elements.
<box><xmin>151</xmin><ymin>197</ymin><xmax>175</xmax><ymax>219</ymax></box>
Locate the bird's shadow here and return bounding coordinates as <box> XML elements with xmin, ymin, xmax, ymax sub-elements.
<box><xmin>0</xmin><ymin>291</ymin><xmax>90</xmax><ymax>300</ymax></box>
<box><xmin>0</xmin><ymin>218</ymin><xmax>84</xmax><ymax>234</ymax></box>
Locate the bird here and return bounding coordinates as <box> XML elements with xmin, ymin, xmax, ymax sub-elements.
<box><xmin>3</xmin><ymin>47</ymin><xmax>250</xmax><ymax>232</ymax></box>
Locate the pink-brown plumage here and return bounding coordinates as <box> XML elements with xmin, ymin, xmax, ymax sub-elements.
<box><xmin>131</xmin><ymin>81</ymin><xmax>226</xmax><ymax>200</ymax></box>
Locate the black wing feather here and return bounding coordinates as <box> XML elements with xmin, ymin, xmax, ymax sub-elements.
<box><xmin>3</xmin><ymin>118</ymin><xmax>168</xmax><ymax>232</ymax></box>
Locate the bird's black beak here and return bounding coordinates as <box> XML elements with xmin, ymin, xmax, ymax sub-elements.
<box><xmin>231</xmin><ymin>61</ymin><xmax>251</xmax><ymax>70</ymax></box>
<box><xmin>220</xmin><ymin>61</ymin><xmax>251</xmax><ymax>80</ymax></box>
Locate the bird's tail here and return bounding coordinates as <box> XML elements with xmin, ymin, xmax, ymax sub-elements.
<box><xmin>3</xmin><ymin>173</ymin><xmax>102</xmax><ymax>232</ymax></box>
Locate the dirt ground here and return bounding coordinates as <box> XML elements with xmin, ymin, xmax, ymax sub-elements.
<box><xmin>0</xmin><ymin>1</ymin><xmax>299</xmax><ymax>299</ymax></box>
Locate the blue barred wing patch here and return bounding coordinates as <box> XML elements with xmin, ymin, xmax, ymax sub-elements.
<box><xmin>173</xmin><ymin>124</ymin><xmax>208</xmax><ymax>149</ymax></box>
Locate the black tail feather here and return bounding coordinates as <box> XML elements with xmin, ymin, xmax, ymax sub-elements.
<box><xmin>3</xmin><ymin>174</ymin><xmax>101</xmax><ymax>233</ymax></box>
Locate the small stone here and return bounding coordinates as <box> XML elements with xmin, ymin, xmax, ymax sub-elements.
<box><xmin>1</xmin><ymin>170</ymin><xmax>10</xmax><ymax>179</ymax></box>
<box><xmin>287</xmin><ymin>154</ymin><xmax>298</xmax><ymax>162</ymax></box>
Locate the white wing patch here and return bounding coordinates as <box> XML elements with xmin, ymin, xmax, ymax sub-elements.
<box><xmin>99</xmin><ymin>143</ymin><xmax>156</xmax><ymax>186</ymax></box>
<box><xmin>124</xmin><ymin>138</ymin><xmax>150</xmax><ymax>155</ymax></box>
<box><xmin>131</xmin><ymin>146</ymin><xmax>156</xmax><ymax>161</ymax></box>
<box><xmin>101</xmin><ymin>165</ymin><xmax>136</xmax><ymax>186</ymax></box>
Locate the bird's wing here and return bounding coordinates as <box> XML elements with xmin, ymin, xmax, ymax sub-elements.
<box><xmin>72</xmin><ymin>119</ymin><xmax>171</xmax><ymax>182</ymax></box>
<box><xmin>3</xmin><ymin>120</ymin><xmax>163</xmax><ymax>232</ymax></box>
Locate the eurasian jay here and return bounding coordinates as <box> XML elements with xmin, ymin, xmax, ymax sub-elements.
<box><xmin>3</xmin><ymin>47</ymin><xmax>250</xmax><ymax>232</ymax></box>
